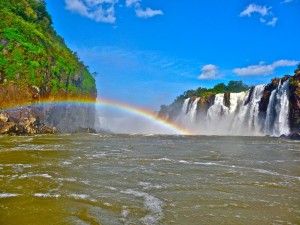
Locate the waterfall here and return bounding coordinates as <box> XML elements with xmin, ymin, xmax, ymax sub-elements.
<box><xmin>231</xmin><ymin>85</ymin><xmax>265</xmax><ymax>135</ymax></box>
<box><xmin>174</xmin><ymin>80</ymin><xmax>291</xmax><ymax>136</ymax></box>
<box><xmin>264</xmin><ymin>80</ymin><xmax>290</xmax><ymax>136</ymax></box>
<box><xmin>176</xmin><ymin>98</ymin><xmax>201</xmax><ymax>129</ymax></box>
<box><xmin>207</xmin><ymin>94</ymin><xmax>228</xmax><ymax>120</ymax></box>
<box><xmin>187</xmin><ymin>97</ymin><xmax>200</xmax><ymax>121</ymax></box>
<box><xmin>181</xmin><ymin>98</ymin><xmax>190</xmax><ymax>115</ymax></box>
<box><xmin>229</xmin><ymin>92</ymin><xmax>246</xmax><ymax>114</ymax></box>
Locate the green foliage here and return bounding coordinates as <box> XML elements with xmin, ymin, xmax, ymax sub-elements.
<box><xmin>227</xmin><ymin>81</ymin><xmax>249</xmax><ymax>93</ymax></box>
<box><xmin>0</xmin><ymin>0</ymin><xmax>96</xmax><ymax>97</ymax></box>
<box><xmin>296</xmin><ymin>63</ymin><xmax>300</xmax><ymax>73</ymax></box>
<box><xmin>174</xmin><ymin>80</ymin><xmax>248</xmax><ymax>102</ymax></box>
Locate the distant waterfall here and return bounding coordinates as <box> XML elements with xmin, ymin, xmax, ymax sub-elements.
<box><xmin>175</xmin><ymin>80</ymin><xmax>291</xmax><ymax>136</ymax></box>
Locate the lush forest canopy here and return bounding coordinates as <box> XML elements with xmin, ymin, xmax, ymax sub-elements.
<box><xmin>0</xmin><ymin>0</ymin><xmax>96</xmax><ymax>97</ymax></box>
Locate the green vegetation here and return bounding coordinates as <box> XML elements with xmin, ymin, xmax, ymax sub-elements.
<box><xmin>0</xmin><ymin>0</ymin><xmax>96</xmax><ymax>97</ymax></box>
<box><xmin>289</xmin><ymin>64</ymin><xmax>300</xmax><ymax>96</ymax></box>
<box><xmin>159</xmin><ymin>80</ymin><xmax>249</xmax><ymax>117</ymax></box>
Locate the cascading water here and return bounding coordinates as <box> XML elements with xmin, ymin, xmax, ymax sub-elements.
<box><xmin>176</xmin><ymin>98</ymin><xmax>201</xmax><ymax>129</ymax></box>
<box><xmin>231</xmin><ymin>85</ymin><xmax>265</xmax><ymax>135</ymax></box>
<box><xmin>207</xmin><ymin>94</ymin><xmax>229</xmax><ymax>120</ymax></box>
<box><xmin>175</xmin><ymin>80</ymin><xmax>291</xmax><ymax>136</ymax></box>
<box><xmin>181</xmin><ymin>98</ymin><xmax>190</xmax><ymax>115</ymax></box>
<box><xmin>264</xmin><ymin>80</ymin><xmax>290</xmax><ymax>136</ymax></box>
<box><xmin>187</xmin><ymin>97</ymin><xmax>200</xmax><ymax>121</ymax></box>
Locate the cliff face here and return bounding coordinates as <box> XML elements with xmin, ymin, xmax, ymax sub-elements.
<box><xmin>289</xmin><ymin>68</ymin><xmax>300</xmax><ymax>134</ymax></box>
<box><xmin>0</xmin><ymin>0</ymin><xmax>97</xmax><ymax>134</ymax></box>
<box><xmin>159</xmin><ymin>67</ymin><xmax>300</xmax><ymax>137</ymax></box>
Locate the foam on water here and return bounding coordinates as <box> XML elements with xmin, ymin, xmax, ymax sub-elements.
<box><xmin>121</xmin><ymin>206</ymin><xmax>130</xmax><ymax>218</ymax></box>
<box><xmin>57</xmin><ymin>177</ymin><xmax>77</xmax><ymax>182</ymax></box>
<box><xmin>138</xmin><ymin>182</ymin><xmax>172</xmax><ymax>190</ymax></box>
<box><xmin>19</xmin><ymin>173</ymin><xmax>53</xmax><ymax>179</ymax></box>
<box><xmin>68</xmin><ymin>193</ymin><xmax>90</xmax><ymax>200</ymax></box>
<box><xmin>10</xmin><ymin>144</ymin><xmax>44</xmax><ymax>151</ymax></box>
<box><xmin>121</xmin><ymin>189</ymin><xmax>164</xmax><ymax>225</ymax></box>
<box><xmin>0</xmin><ymin>193</ymin><xmax>20</xmax><ymax>198</ymax></box>
<box><xmin>33</xmin><ymin>193</ymin><xmax>61</xmax><ymax>198</ymax></box>
<box><xmin>155</xmin><ymin>157</ymin><xmax>174</xmax><ymax>162</ymax></box>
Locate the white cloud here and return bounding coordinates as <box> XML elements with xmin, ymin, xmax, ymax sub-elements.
<box><xmin>233</xmin><ymin>60</ymin><xmax>299</xmax><ymax>76</ymax></box>
<box><xmin>281</xmin><ymin>0</ymin><xmax>295</xmax><ymax>3</ymax></box>
<box><xmin>240</xmin><ymin>4</ymin><xmax>270</xmax><ymax>17</ymax></box>
<box><xmin>65</xmin><ymin>0</ymin><xmax>117</xmax><ymax>23</ymax></box>
<box><xmin>65</xmin><ymin>0</ymin><xmax>164</xmax><ymax>21</ymax></box>
<box><xmin>65</xmin><ymin>0</ymin><xmax>88</xmax><ymax>16</ymax></box>
<box><xmin>260</xmin><ymin>18</ymin><xmax>266</xmax><ymax>23</ymax></box>
<box><xmin>125</xmin><ymin>0</ymin><xmax>140</xmax><ymax>7</ymax></box>
<box><xmin>266</xmin><ymin>17</ymin><xmax>278</xmax><ymax>26</ymax></box>
<box><xmin>125</xmin><ymin>0</ymin><xmax>163</xmax><ymax>18</ymax></box>
<box><xmin>135</xmin><ymin>7</ymin><xmax>163</xmax><ymax>18</ymax></box>
<box><xmin>240</xmin><ymin>3</ymin><xmax>278</xmax><ymax>27</ymax></box>
<box><xmin>198</xmin><ymin>64</ymin><xmax>219</xmax><ymax>80</ymax></box>
<box><xmin>272</xmin><ymin>59</ymin><xmax>299</xmax><ymax>67</ymax></box>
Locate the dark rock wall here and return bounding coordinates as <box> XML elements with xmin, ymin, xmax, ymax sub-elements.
<box><xmin>289</xmin><ymin>70</ymin><xmax>300</xmax><ymax>133</ymax></box>
<box><xmin>43</xmin><ymin>103</ymin><xmax>95</xmax><ymax>132</ymax></box>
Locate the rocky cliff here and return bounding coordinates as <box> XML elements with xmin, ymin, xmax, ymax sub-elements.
<box><xmin>289</xmin><ymin>67</ymin><xmax>300</xmax><ymax>134</ymax></box>
<box><xmin>159</xmin><ymin>66</ymin><xmax>300</xmax><ymax>138</ymax></box>
<box><xmin>0</xmin><ymin>0</ymin><xmax>97</xmax><ymax>134</ymax></box>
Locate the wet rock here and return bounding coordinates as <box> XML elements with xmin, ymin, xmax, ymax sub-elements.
<box><xmin>0</xmin><ymin>112</ymin><xmax>9</xmax><ymax>122</ymax></box>
<box><xmin>0</xmin><ymin>122</ymin><xmax>17</xmax><ymax>134</ymax></box>
<box><xmin>289</xmin><ymin>68</ymin><xmax>300</xmax><ymax>133</ymax></box>
<box><xmin>40</xmin><ymin>126</ymin><xmax>57</xmax><ymax>134</ymax></box>
<box><xmin>259</xmin><ymin>79</ymin><xmax>278</xmax><ymax>113</ymax></box>
<box><xmin>288</xmin><ymin>133</ymin><xmax>300</xmax><ymax>140</ymax></box>
<box><xmin>73</xmin><ymin>127</ymin><xmax>97</xmax><ymax>134</ymax></box>
<box><xmin>224</xmin><ymin>92</ymin><xmax>230</xmax><ymax>108</ymax></box>
<box><xmin>0</xmin><ymin>109</ymin><xmax>58</xmax><ymax>135</ymax></box>
<box><xmin>244</xmin><ymin>86</ymin><xmax>254</xmax><ymax>105</ymax></box>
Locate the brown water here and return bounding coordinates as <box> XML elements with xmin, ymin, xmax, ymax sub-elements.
<box><xmin>0</xmin><ymin>134</ymin><xmax>300</xmax><ymax>225</ymax></box>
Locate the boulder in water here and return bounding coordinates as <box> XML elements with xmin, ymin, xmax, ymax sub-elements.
<box><xmin>288</xmin><ymin>133</ymin><xmax>300</xmax><ymax>140</ymax></box>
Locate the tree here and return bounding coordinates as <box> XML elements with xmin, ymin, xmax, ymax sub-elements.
<box><xmin>227</xmin><ymin>81</ymin><xmax>249</xmax><ymax>92</ymax></box>
<box><xmin>213</xmin><ymin>83</ymin><xmax>226</xmax><ymax>93</ymax></box>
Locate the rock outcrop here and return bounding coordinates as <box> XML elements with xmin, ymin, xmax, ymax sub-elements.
<box><xmin>0</xmin><ymin>84</ymin><xmax>96</xmax><ymax>134</ymax></box>
<box><xmin>289</xmin><ymin>67</ymin><xmax>300</xmax><ymax>135</ymax></box>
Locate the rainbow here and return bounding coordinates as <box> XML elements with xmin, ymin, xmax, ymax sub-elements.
<box><xmin>2</xmin><ymin>98</ymin><xmax>192</xmax><ymax>135</ymax></box>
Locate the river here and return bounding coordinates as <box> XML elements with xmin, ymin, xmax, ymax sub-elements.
<box><xmin>0</xmin><ymin>134</ymin><xmax>299</xmax><ymax>224</ymax></box>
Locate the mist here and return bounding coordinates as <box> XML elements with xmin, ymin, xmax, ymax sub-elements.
<box><xmin>95</xmin><ymin>106</ymin><xmax>179</xmax><ymax>135</ymax></box>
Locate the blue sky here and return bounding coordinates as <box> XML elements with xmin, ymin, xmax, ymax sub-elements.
<box><xmin>46</xmin><ymin>0</ymin><xmax>300</xmax><ymax>110</ymax></box>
